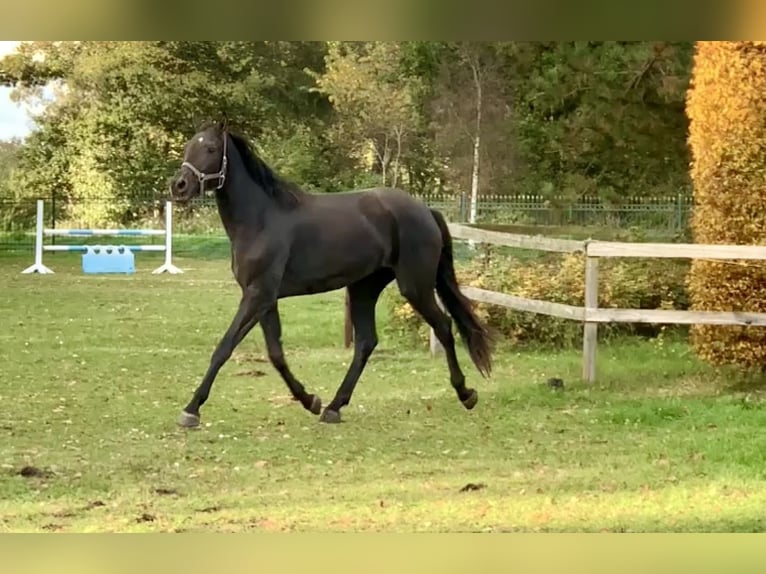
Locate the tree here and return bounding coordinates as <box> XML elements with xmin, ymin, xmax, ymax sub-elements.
<box><xmin>686</xmin><ymin>41</ymin><xmax>766</xmax><ymax>368</ymax></box>
<box><xmin>0</xmin><ymin>139</ymin><xmax>20</xmax><ymax>188</ymax></box>
<box><xmin>0</xmin><ymin>41</ymin><xmax>700</xmax><ymax>231</ymax></box>
<box><xmin>424</xmin><ymin>42</ymin><xmax>513</xmax><ymax>220</ymax></box>
<box><xmin>314</xmin><ymin>42</ymin><xmax>422</xmax><ymax>188</ymax></box>
<box><xmin>0</xmin><ymin>138</ymin><xmax>22</xmax><ymax>229</ymax></box>
<box><xmin>509</xmin><ymin>41</ymin><xmax>694</xmax><ymax>201</ymax></box>
<box><xmin>1</xmin><ymin>41</ymin><xmax>335</xmax><ymax>225</ymax></box>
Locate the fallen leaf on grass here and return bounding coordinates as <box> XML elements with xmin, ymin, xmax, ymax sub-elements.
<box><xmin>52</xmin><ymin>500</ymin><xmax>105</xmax><ymax>518</ymax></box>
<box><xmin>18</xmin><ymin>465</ymin><xmax>53</xmax><ymax>478</ymax></box>
<box><xmin>267</xmin><ymin>396</ymin><xmax>295</xmax><ymax>408</ymax></box>
<box><xmin>234</xmin><ymin>370</ymin><xmax>266</xmax><ymax>378</ymax></box>
<box><xmin>196</xmin><ymin>505</ymin><xmax>221</xmax><ymax>513</ymax></box>
<box><xmin>546</xmin><ymin>377</ymin><xmax>565</xmax><ymax>390</ymax></box>
<box><xmin>52</xmin><ymin>509</ymin><xmax>77</xmax><ymax>518</ymax></box>
<box><xmin>459</xmin><ymin>482</ymin><xmax>486</xmax><ymax>493</ymax></box>
<box><xmin>233</xmin><ymin>353</ymin><xmax>268</xmax><ymax>365</ymax></box>
<box><xmin>250</xmin><ymin>518</ymin><xmax>284</xmax><ymax>532</ymax></box>
<box><xmin>154</xmin><ymin>487</ymin><xmax>180</xmax><ymax>496</ymax></box>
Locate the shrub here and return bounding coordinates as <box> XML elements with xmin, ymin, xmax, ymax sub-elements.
<box><xmin>686</xmin><ymin>42</ymin><xmax>766</xmax><ymax>368</ymax></box>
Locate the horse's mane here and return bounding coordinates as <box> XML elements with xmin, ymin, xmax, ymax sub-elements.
<box><xmin>201</xmin><ymin>122</ymin><xmax>306</xmax><ymax>209</ymax></box>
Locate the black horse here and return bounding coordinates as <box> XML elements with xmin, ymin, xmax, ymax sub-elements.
<box><xmin>170</xmin><ymin>121</ymin><xmax>493</xmax><ymax>427</ymax></box>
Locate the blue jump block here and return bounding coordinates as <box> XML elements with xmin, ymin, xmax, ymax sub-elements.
<box><xmin>82</xmin><ymin>245</ymin><xmax>135</xmax><ymax>274</ymax></box>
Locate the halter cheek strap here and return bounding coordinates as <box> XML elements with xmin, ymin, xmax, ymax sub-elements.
<box><xmin>181</xmin><ymin>132</ymin><xmax>228</xmax><ymax>191</ymax></box>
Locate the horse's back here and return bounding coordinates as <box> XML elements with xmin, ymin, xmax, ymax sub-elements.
<box><xmin>369</xmin><ymin>187</ymin><xmax>442</xmax><ymax>239</ymax></box>
<box><xmin>307</xmin><ymin>185</ymin><xmax>443</xmax><ymax>255</ymax></box>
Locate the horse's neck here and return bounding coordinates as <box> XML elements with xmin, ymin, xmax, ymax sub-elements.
<box><xmin>214</xmin><ymin>191</ymin><xmax>240</xmax><ymax>242</ymax></box>
<box><xmin>214</xmin><ymin>174</ymin><xmax>271</xmax><ymax>243</ymax></box>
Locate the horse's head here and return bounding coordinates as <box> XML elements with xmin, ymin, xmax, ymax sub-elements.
<box><xmin>171</xmin><ymin>121</ymin><xmax>228</xmax><ymax>203</ymax></box>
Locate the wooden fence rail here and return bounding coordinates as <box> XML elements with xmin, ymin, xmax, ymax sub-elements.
<box><xmin>343</xmin><ymin>223</ymin><xmax>766</xmax><ymax>383</ymax></box>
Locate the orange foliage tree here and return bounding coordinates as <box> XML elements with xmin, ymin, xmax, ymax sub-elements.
<box><xmin>686</xmin><ymin>41</ymin><xmax>766</xmax><ymax>367</ymax></box>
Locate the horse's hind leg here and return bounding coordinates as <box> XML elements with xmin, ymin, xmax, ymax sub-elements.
<box><xmin>396</xmin><ymin>271</ymin><xmax>477</xmax><ymax>410</ymax></box>
<box><xmin>260</xmin><ymin>304</ymin><xmax>322</xmax><ymax>415</ymax></box>
<box><xmin>320</xmin><ymin>268</ymin><xmax>394</xmax><ymax>424</ymax></box>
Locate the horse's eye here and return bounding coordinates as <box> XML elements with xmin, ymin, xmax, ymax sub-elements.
<box><xmin>206</xmin><ymin>146</ymin><xmax>216</xmax><ymax>154</ymax></box>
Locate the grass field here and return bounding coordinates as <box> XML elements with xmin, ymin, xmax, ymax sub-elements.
<box><xmin>2</xmin><ymin>252</ymin><xmax>766</xmax><ymax>533</ymax></box>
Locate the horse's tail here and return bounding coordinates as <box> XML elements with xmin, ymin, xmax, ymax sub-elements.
<box><xmin>430</xmin><ymin>208</ymin><xmax>494</xmax><ymax>378</ymax></box>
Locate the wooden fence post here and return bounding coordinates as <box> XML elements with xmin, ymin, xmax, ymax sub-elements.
<box><xmin>430</xmin><ymin>295</ymin><xmax>444</xmax><ymax>355</ymax></box>
<box><xmin>582</xmin><ymin>245</ymin><xmax>599</xmax><ymax>383</ymax></box>
<box><xmin>344</xmin><ymin>288</ymin><xmax>353</xmax><ymax>348</ymax></box>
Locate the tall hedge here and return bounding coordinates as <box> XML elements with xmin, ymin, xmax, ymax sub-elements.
<box><xmin>686</xmin><ymin>41</ymin><xmax>766</xmax><ymax>367</ymax></box>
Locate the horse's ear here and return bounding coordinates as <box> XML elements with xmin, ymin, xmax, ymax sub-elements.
<box><xmin>219</xmin><ymin>113</ymin><xmax>229</xmax><ymax>132</ymax></box>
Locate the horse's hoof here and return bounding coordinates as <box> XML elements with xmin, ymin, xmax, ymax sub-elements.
<box><xmin>308</xmin><ymin>394</ymin><xmax>322</xmax><ymax>415</ymax></box>
<box><xmin>461</xmin><ymin>389</ymin><xmax>478</xmax><ymax>410</ymax></box>
<box><xmin>177</xmin><ymin>411</ymin><xmax>201</xmax><ymax>428</ymax></box>
<box><xmin>319</xmin><ymin>408</ymin><xmax>341</xmax><ymax>424</ymax></box>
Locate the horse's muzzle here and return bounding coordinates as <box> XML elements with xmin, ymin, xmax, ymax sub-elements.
<box><xmin>170</xmin><ymin>174</ymin><xmax>197</xmax><ymax>203</ymax></box>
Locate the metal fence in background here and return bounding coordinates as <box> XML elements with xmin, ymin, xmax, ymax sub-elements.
<box><xmin>421</xmin><ymin>193</ymin><xmax>692</xmax><ymax>231</ymax></box>
<box><xmin>0</xmin><ymin>193</ymin><xmax>693</xmax><ymax>256</ymax></box>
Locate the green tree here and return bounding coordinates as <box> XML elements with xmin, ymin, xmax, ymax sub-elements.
<box><xmin>314</xmin><ymin>41</ymin><xmax>423</xmax><ymax>188</ymax></box>
<box><xmin>1</xmin><ymin>41</ymin><xmax>335</xmax><ymax>225</ymax></box>
<box><xmin>423</xmin><ymin>42</ymin><xmax>515</xmax><ymax>217</ymax></box>
<box><xmin>0</xmin><ymin>41</ymin><xmax>698</xmax><ymax>231</ymax></box>
<box><xmin>0</xmin><ymin>138</ymin><xmax>22</xmax><ymax>229</ymax></box>
<box><xmin>402</xmin><ymin>41</ymin><xmax>694</xmax><ymax>204</ymax></box>
<box><xmin>508</xmin><ymin>41</ymin><xmax>694</xmax><ymax>201</ymax></box>
<box><xmin>0</xmin><ymin>139</ymin><xmax>20</xmax><ymax>191</ymax></box>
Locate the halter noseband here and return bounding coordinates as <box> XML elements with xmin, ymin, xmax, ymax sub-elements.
<box><xmin>181</xmin><ymin>132</ymin><xmax>228</xmax><ymax>192</ymax></box>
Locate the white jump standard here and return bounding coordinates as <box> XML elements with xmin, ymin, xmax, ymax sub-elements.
<box><xmin>21</xmin><ymin>199</ymin><xmax>183</xmax><ymax>274</ymax></box>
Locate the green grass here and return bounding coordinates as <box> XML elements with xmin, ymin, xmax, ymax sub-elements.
<box><xmin>2</xmin><ymin>253</ymin><xmax>766</xmax><ymax>533</ymax></box>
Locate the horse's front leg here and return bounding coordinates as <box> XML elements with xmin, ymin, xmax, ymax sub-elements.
<box><xmin>177</xmin><ymin>284</ymin><xmax>275</xmax><ymax>428</ymax></box>
<box><xmin>260</xmin><ymin>304</ymin><xmax>322</xmax><ymax>415</ymax></box>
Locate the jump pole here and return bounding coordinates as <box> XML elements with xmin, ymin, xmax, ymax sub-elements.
<box><xmin>21</xmin><ymin>199</ymin><xmax>183</xmax><ymax>274</ymax></box>
<box><xmin>21</xmin><ymin>199</ymin><xmax>53</xmax><ymax>274</ymax></box>
<box><xmin>152</xmin><ymin>201</ymin><xmax>183</xmax><ymax>274</ymax></box>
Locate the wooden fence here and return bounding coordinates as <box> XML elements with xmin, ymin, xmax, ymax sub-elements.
<box><xmin>344</xmin><ymin>224</ymin><xmax>766</xmax><ymax>383</ymax></box>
